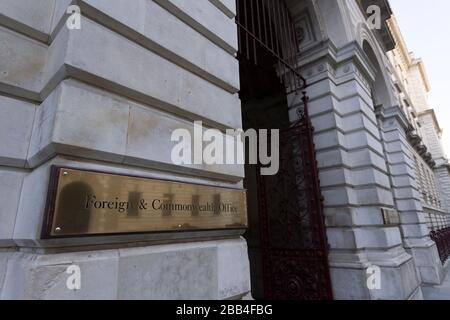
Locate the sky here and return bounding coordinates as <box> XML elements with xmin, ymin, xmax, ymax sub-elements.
<box><xmin>389</xmin><ymin>0</ymin><xmax>450</xmax><ymax>154</ymax></box>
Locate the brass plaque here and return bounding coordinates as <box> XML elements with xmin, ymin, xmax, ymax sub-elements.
<box><xmin>42</xmin><ymin>167</ymin><xmax>247</xmax><ymax>238</ymax></box>
<box><xmin>382</xmin><ymin>208</ymin><xmax>400</xmax><ymax>226</ymax></box>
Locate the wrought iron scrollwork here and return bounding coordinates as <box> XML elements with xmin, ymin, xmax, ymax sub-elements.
<box><xmin>430</xmin><ymin>227</ymin><xmax>450</xmax><ymax>264</ymax></box>
<box><xmin>257</xmin><ymin>93</ymin><xmax>332</xmax><ymax>300</ymax></box>
<box><xmin>236</xmin><ymin>0</ymin><xmax>332</xmax><ymax>300</ymax></box>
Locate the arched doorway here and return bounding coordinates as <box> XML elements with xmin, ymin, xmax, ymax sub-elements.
<box><xmin>362</xmin><ymin>40</ymin><xmax>394</xmax><ymax>109</ymax></box>
<box><xmin>236</xmin><ymin>0</ymin><xmax>332</xmax><ymax>300</ymax></box>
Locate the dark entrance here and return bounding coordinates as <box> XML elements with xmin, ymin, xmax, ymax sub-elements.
<box><xmin>236</xmin><ymin>0</ymin><xmax>333</xmax><ymax>300</ymax></box>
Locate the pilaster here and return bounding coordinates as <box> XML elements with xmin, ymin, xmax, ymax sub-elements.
<box><xmin>293</xmin><ymin>40</ymin><xmax>422</xmax><ymax>299</ymax></box>
<box><xmin>378</xmin><ymin>105</ymin><xmax>444</xmax><ymax>285</ymax></box>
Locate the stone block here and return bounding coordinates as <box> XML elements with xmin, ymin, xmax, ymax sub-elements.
<box><xmin>354</xmin><ymin>227</ymin><xmax>402</xmax><ymax>249</ymax></box>
<box><xmin>217</xmin><ymin>238</ymin><xmax>251</xmax><ymax>299</ymax></box>
<box><xmin>400</xmin><ymin>224</ymin><xmax>429</xmax><ymax>239</ymax></box>
<box><xmin>13</xmin><ymin>162</ymin><xmax>52</xmax><ymax>242</ymax></box>
<box><xmin>64</xmin><ymin>17</ymin><xmax>241</xmax><ymax>129</ymax></box>
<box><xmin>1</xmin><ymin>239</ymin><xmax>250</xmax><ymax>299</ymax></box>
<box><xmin>390</xmin><ymin>163</ymin><xmax>414</xmax><ymax>177</ymax></box>
<box><xmin>325</xmin><ymin>206</ymin><xmax>385</xmax><ymax>227</ymax></box>
<box><xmin>314</xmin><ymin>130</ymin><xmax>343</xmax><ymax>151</ymax></box>
<box><xmin>346</xmin><ymin>131</ymin><xmax>384</xmax><ymax>155</ymax></box>
<box><xmin>27</xmin><ymin>85</ymin><xmax>61</xmax><ymax>166</ymax></box>
<box><xmin>408</xmin><ymin>242</ymin><xmax>444</xmax><ymax>285</ymax></box>
<box><xmin>316</xmin><ymin>149</ymin><xmax>344</xmax><ymax>169</ymax></box>
<box><xmin>396</xmin><ymin>199</ymin><xmax>422</xmax><ymax>212</ymax></box>
<box><xmin>327</xmin><ymin>228</ymin><xmax>357</xmax><ymax>249</ymax></box>
<box><xmin>209</xmin><ymin>0</ymin><xmax>236</xmax><ymax>18</ymax></box>
<box><xmin>310</xmin><ymin>112</ymin><xmax>338</xmax><ymax>134</ymax></box>
<box><xmin>341</xmin><ymin>113</ymin><xmax>380</xmax><ymax>139</ymax></box>
<box><xmin>154</xmin><ymin>0</ymin><xmax>238</xmax><ymax>53</ymax></box>
<box><xmin>319</xmin><ymin>168</ymin><xmax>348</xmax><ymax>187</ymax></box>
<box><xmin>370</xmin><ymin>258</ymin><xmax>420</xmax><ymax>300</ymax></box>
<box><xmin>322</xmin><ymin>186</ymin><xmax>355</xmax><ymax>207</ymax></box>
<box><xmin>49</xmin><ymin>0</ymin><xmax>72</xmax><ymax>33</ymax></box>
<box><xmin>46</xmin><ymin>81</ymin><xmax>129</xmax><ymax>163</ymax></box>
<box><xmin>348</xmin><ymin>148</ymin><xmax>387</xmax><ymax>172</ymax></box>
<box><xmin>117</xmin><ymin>243</ymin><xmax>218</xmax><ymax>300</ymax></box>
<box><xmin>82</xmin><ymin>0</ymin><xmax>239</xmax><ymax>92</ymax></box>
<box><xmin>28</xmin><ymin>80</ymin><xmax>244</xmax><ymax>179</ymax></box>
<box><xmin>393</xmin><ymin>187</ymin><xmax>421</xmax><ymax>201</ymax></box>
<box><xmin>0</xmin><ymin>26</ymin><xmax>47</xmax><ymax>98</ymax></box>
<box><xmin>306</xmin><ymin>95</ymin><xmax>336</xmax><ymax>117</ymax></box>
<box><xmin>1</xmin><ymin>250</ymin><xmax>119</xmax><ymax>299</ymax></box>
<box><xmin>352</xmin><ymin>168</ymin><xmax>391</xmax><ymax>189</ymax></box>
<box><xmin>0</xmin><ymin>250</ymin><xmax>15</xmax><ymax>296</ymax></box>
<box><xmin>0</xmin><ymin>95</ymin><xmax>36</xmax><ymax>167</ymax></box>
<box><xmin>0</xmin><ymin>0</ymin><xmax>54</xmax><ymax>38</ymax></box>
<box><xmin>330</xmin><ymin>266</ymin><xmax>370</xmax><ymax>299</ymax></box>
<box><xmin>330</xmin><ymin>252</ymin><xmax>420</xmax><ymax>300</ymax></box>
<box><xmin>355</xmin><ymin>187</ymin><xmax>394</xmax><ymax>206</ymax></box>
<box><xmin>338</xmin><ymin>95</ymin><xmax>377</xmax><ymax>123</ymax></box>
<box><xmin>399</xmin><ymin>211</ymin><xmax>427</xmax><ymax>225</ymax></box>
<box><xmin>0</xmin><ymin>169</ymin><xmax>26</xmax><ymax>246</ymax></box>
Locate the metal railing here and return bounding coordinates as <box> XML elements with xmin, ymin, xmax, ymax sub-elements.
<box><xmin>430</xmin><ymin>227</ymin><xmax>450</xmax><ymax>264</ymax></box>
<box><xmin>236</xmin><ymin>0</ymin><xmax>306</xmax><ymax>92</ymax></box>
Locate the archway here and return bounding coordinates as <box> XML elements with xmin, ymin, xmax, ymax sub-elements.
<box><xmin>362</xmin><ymin>40</ymin><xmax>393</xmax><ymax>109</ymax></box>
<box><xmin>237</xmin><ymin>0</ymin><xmax>332</xmax><ymax>300</ymax></box>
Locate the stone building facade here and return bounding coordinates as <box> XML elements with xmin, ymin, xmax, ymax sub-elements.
<box><xmin>0</xmin><ymin>0</ymin><xmax>449</xmax><ymax>300</ymax></box>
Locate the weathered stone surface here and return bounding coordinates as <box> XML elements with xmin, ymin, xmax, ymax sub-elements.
<box><xmin>330</xmin><ymin>252</ymin><xmax>421</xmax><ymax>300</ymax></box>
<box><xmin>154</xmin><ymin>0</ymin><xmax>238</xmax><ymax>53</ymax></box>
<box><xmin>118</xmin><ymin>243</ymin><xmax>217</xmax><ymax>299</ymax></box>
<box><xmin>27</xmin><ymin>80</ymin><xmax>244</xmax><ymax>179</ymax></box>
<box><xmin>0</xmin><ymin>169</ymin><xmax>26</xmax><ymax>246</ymax></box>
<box><xmin>217</xmin><ymin>238</ymin><xmax>251</xmax><ymax>299</ymax></box>
<box><xmin>81</xmin><ymin>0</ymin><xmax>239</xmax><ymax>92</ymax></box>
<box><xmin>0</xmin><ymin>95</ymin><xmax>36</xmax><ymax>167</ymax></box>
<box><xmin>0</xmin><ymin>239</ymin><xmax>252</xmax><ymax>300</ymax></box>
<box><xmin>0</xmin><ymin>26</ymin><xmax>47</xmax><ymax>99</ymax></box>
<box><xmin>0</xmin><ymin>250</ymin><xmax>15</xmax><ymax>296</ymax></box>
<box><xmin>13</xmin><ymin>162</ymin><xmax>51</xmax><ymax>243</ymax></box>
<box><xmin>1</xmin><ymin>9</ymin><xmax>240</xmax><ymax>130</ymax></box>
<box><xmin>295</xmin><ymin>42</ymin><xmax>422</xmax><ymax>299</ymax></box>
<box><xmin>209</xmin><ymin>0</ymin><xmax>236</xmax><ymax>18</ymax></box>
<box><xmin>64</xmin><ymin>18</ymin><xmax>241</xmax><ymax>129</ymax></box>
<box><xmin>1</xmin><ymin>250</ymin><xmax>119</xmax><ymax>300</ymax></box>
<box><xmin>0</xmin><ymin>0</ymin><xmax>54</xmax><ymax>40</ymax></box>
<box><xmin>407</xmin><ymin>243</ymin><xmax>444</xmax><ymax>285</ymax></box>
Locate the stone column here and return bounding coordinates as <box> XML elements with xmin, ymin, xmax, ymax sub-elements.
<box><xmin>419</xmin><ymin>111</ymin><xmax>450</xmax><ymax>214</ymax></box>
<box><xmin>291</xmin><ymin>41</ymin><xmax>422</xmax><ymax>299</ymax></box>
<box><xmin>378</xmin><ymin>106</ymin><xmax>444</xmax><ymax>285</ymax></box>
<box><xmin>436</xmin><ymin>166</ymin><xmax>450</xmax><ymax>213</ymax></box>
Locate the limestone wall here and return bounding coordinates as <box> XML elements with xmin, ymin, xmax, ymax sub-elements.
<box><xmin>0</xmin><ymin>0</ymin><xmax>250</xmax><ymax>299</ymax></box>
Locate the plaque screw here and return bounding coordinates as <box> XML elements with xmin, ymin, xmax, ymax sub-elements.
<box><xmin>63</xmin><ymin>171</ymin><xmax>68</xmax><ymax>176</ymax></box>
<box><xmin>178</xmin><ymin>224</ymin><xmax>183</xmax><ymax>228</ymax></box>
<box><xmin>55</xmin><ymin>227</ymin><xmax>61</xmax><ymax>232</ymax></box>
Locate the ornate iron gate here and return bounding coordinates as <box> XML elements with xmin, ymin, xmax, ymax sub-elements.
<box><xmin>430</xmin><ymin>227</ymin><xmax>450</xmax><ymax>263</ymax></box>
<box><xmin>236</xmin><ymin>0</ymin><xmax>333</xmax><ymax>300</ymax></box>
